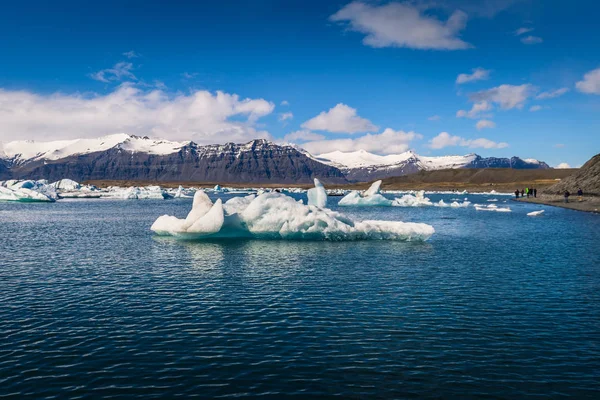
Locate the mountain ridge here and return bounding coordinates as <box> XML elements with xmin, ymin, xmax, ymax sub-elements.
<box><xmin>1</xmin><ymin>134</ymin><xmax>551</xmax><ymax>183</ymax></box>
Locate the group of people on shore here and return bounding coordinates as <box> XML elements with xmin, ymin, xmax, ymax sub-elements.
<box><xmin>514</xmin><ymin>187</ymin><xmax>537</xmax><ymax>198</ymax></box>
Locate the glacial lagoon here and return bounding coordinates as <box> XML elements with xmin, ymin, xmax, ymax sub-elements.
<box><xmin>1</xmin><ymin>192</ymin><xmax>599</xmax><ymax>398</ymax></box>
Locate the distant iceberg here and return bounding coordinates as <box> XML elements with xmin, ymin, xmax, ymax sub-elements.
<box><xmin>151</xmin><ymin>184</ymin><xmax>434</xmax><ymax>241</ymax></box>
<box><xmin>338</xmin><ymin>181</ymin><xmax>393</xmax><ymax>206</ymax></box>
<box><xmin>474</xmin><ymin>204</ymin><xmax>511</xmax><ymax>212</ymax></box>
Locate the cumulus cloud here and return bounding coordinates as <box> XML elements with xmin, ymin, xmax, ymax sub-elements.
<box><xmin>282</xmin><ymin>130</ymin><xmax>326</xmax><ymax>143</ymax></box>
<box><xmin>475</xmin><ymin>119</ymin><xmax>496</xmax><ymax>130</ymax></box>
<box><xmin>428</xmin><ymin>115</ymin><xmax>441</xmax><ymax>121</ymax></box>
<box><xmin>0</xmin><ymin>84</ymin><xmax>275</xmax><ymax>144</ymax></box>
<box><xmin>456</xmin><ymin>67</ymin><xmax>490</xmax><ymax>84</ymax></box>
<box><xmin>330</xmin><ymin>1</ymin><xmax>471</xmax><ymax>50</ymax></box>
<box><xmin>278</xmin><ymin>112</ymin><xmax>293</xmax><ymax>122</ymax></box>
<box><xmin>469</xmin><ymin>84</ymin><xmax>535</xmax><ymax>109</ymax></box>
<box><xmin>90</xmin><ymin>62</ymin><xmax>136</xmax><ymax>83</ymax></box>
<box><xmin>429</xmin><ymin>132</ymin><xmax>508</xmax><ymax>149</ymax></box>
<box><xmin>529</xmin><ymin>105</ymin><xmax>542</xmax><ymax>112</ymax></box>
<box><xmin>514</xmin><ymin>27</ymin><xmax>533</xmax><ymax>36</ymax></box>
<box><xmin>301</xmin><ymin>128</ymin><xmax>422</xmax><ymax>155</ymax></box>
<box><xmin>301</xmin><ymin>103</ymin><xmax>378</xmax><ymax>134</ymax></box>
<box><xmin>521</xmin><ymin>35</ymin><xmax>543</xmax><ymax>45</ymax></box>
<box><xmin>122</xmin><ymin>50</ymin><xmax>139</xmax><ymax>59</ymax></box>
<box><xmin>555</xmin><ymin>162</ymin><xmax>571</xmax><ymax>169</ymax></box>
<box><xmin>576</xmin><ymin>67</ymin><xmax>600</xmax><ymax>95</ymax></box>
<box><xmin>457</xmin><ymin>101</ymin><xmax>493</xmax><ymax>119</ymax></box>
<box><xmin>536</xmin><ymin>87</ymin><xmax>568</xmax><ymax>99</ymax></box>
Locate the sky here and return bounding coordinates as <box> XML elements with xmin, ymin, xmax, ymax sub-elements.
<box><xmin>0</xmin><ymin>0</ymin><xmax>599</xmax><ymax>167</ymax></box>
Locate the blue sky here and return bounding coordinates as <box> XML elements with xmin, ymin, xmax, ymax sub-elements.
<box><xmin>0</xmin><ymin>0</ymin><xmax>599</xmax><ymax>167</ymax></box>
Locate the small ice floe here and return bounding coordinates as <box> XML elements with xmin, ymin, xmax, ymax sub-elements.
<box><xmin>151</xmin><ymin>180</ymin><xmax>434</xmax><ymax>241</ymax></box>
<box><xmin>338</xmin><ymin>180</ymin><xmax>393</xmax><ymax>206</ymax></box>
<box><xmin>487</xmin><ymin>199</ymin><xmax>499</xmax><ymax>202</ymax></box>
<box><xmin>474</xmin><ymin>204</ymin><xmax>511</xmax><ymax>212</ymax></box>
<box><xmin>527</xmin><ymin>210</ymin><xmax>545</xmax><ymax>217</ymax></box>
<box><xmin>392</xmin><ymin>191</ymin><xmax>470</xmax><ymax>208</ymax></box>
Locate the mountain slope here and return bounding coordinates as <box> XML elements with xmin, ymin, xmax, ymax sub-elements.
<box><xmin>1</xmin><ymin>134</ymin><xmax>552</xmax><ymax>184</ymax></box>
<box><xmin>1</xmin><ymin>135</ymin><xmax>348</xmax><ymax>184</ymax></box>
<box><xmin>544</xmin><ymin>153</ymin><xmax>600</xmax><ymax>195</ymax></box>
<box><xmin>316</xmin><ymin>149</ymin><xmax>549</xmax><ymax>181</ymax></box>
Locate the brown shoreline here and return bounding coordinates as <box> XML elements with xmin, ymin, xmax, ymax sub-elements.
<box><xmin>514</xmin><ymin>195</ymin><xmax>600</xmax><ymax>214</ymax></box>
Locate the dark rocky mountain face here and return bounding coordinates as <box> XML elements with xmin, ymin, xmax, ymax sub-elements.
<box><xmin>0</xmin><ymin>137</ymin><xmax>552</xmax><ymax>184</ymax></box>
<box><xmin>465</xmin><ymin>156</ymin><xmax>550</xmax><ymax>169</ymax></box>
<box><xmin>1</xmin><ymin>140</ymin><xmax>348</xmax><ymax>184</ymax></box>
<box><xmin>544</xmin><ymin>153</ymin><xmax>599</xmax><ymax>195</ymax></box>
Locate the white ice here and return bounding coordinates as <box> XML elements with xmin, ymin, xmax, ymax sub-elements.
<box><xmin>151</xmin><ymin>186</ymin><xmax>434</xmax><ymax>241</ymax></box>
<box><xmin>527</xmin><ymin>210</ymin><xmax>545</xmax><ymax>216</ymax></box>
<box><xmin>474</xmin><ymin>204</ymin><xmax>512</xmax><ymax>212</ymax></box>
<box><xmin>306</xmin><ymin>179</ymin><xmax>327</xmax><ymax>208</ymax></box>
<box><xmin>338</xmin><ymin>180</ymin><xmax>393</xmax><ymax>206</ymax></box>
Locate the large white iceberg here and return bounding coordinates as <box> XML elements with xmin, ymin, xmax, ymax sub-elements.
<box><xmin>338</xmin><ymin>180</ymin><xmax>393</xmax><ymax>206</ymax></box>
<box><xmin>0</xmin><ymin>185</ymin><xmax>56</xmax><ymax>202</ymax></box>
<box><xmin>151</xmin><ymin>189</ymin><xmax>434</xmax><ymax>241</ymax></box>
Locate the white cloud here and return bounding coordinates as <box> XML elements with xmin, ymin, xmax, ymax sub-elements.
<box><xmin>181</xmin><ymin>72</ymin><xmax>198</xmax><ymax>79</ymax></box>
<box><xmin>521</xmin><ymin>35</ymin><xmax>543</xmax><ymax>45</ymax></box>
<box><xmin>90</xmin><ymin>62</ymin><xmax>136</xmax><ymax>83</ymax></box>
<box><xmin>575</xmin><ymin>67</ymin><xmax>600</xmax><ymax>95</ymax></box>
<box><xmin>536</xmin><ymin>88</ymin><xmax>568</xmax><ymax>99</ymax></box>
<box><xmin>429</xmin><ymin>132</ymin><xmax>508</xmax><ymax>149</ymax></box>
<box><xmin>456</xmin><ymin>67</ymin><xmax>490</xmax><ymax>84</ymax></box>
<box><xmin>282</xmin><ymin>130</ymin><xmax>325</xmax><ymax>143</ymax></box>
<box><xmin>301</xmin><ymin>103</ymin><xmax>378</xmax><ymax>134</ymax></box>
<box><xmin>330</xmin><ymin>1</ymin><xmax>471</xmax><ymax>50</ymax></box>
<box><xmin>428</xmin><ymin>115</ymin><xmax>441</xmax><ymax>121</ymax></box>
<box><xmin>0</xmin><ymin>84</ymin><xmax>275</xmax><ymax>144</ymax></box>
<box><xmin>529</xmin><ymin>105</ymin><xmax>542</xmax><ymax>112</ymax></box>
<box><xmin>475</xmin><ymin>119</ymin><xmax>496</xmax><ymax>130</ymax></box>
<box><xmin>301</xmin><ymin>128</ymin><xmax>422</xmax><ymax>155</ymax></box>
<box><xmin>556</xmin><ymin>162</ymin><xmax>571</xmax><ymax>169</ymax></box>
<box><xmin>278</xmin><ymin>112</ymin><xmax>293</xmax><ymax>122</ymax></box>
<box><xmin>470</xmin><ymin>84</ymin><xmax>535</xmax><ymax>109</ymax></box>
<box><xmin>456</xmin><ymin>101</ymin><xmax>492</xmax><ymax>118</ymax></box>
<box><xmin>514</xmin><ymin>27</ymin><xmax>533</xmax><ymax>36</ymax></box>
<box><xmin>122</xmin><ymin>50</ymin><xmax>139</xmax><ymax>59</ymax></box>
<box><xmin>281</xmin><ymin>100</ymin><xmax>289</xmax><ymax>106</ymax></box>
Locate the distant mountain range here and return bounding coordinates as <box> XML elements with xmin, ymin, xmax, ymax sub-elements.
<box><xmin>0</xmin><ymin>134</ymin><xmax>550</xmax><ymax>183</ymax></box>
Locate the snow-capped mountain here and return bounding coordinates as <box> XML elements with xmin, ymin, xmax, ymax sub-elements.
<box><xmin>316</xmin><ymin>149</ymin><xmax>549</xmax><ymax>181</ymax></box>
<box><xmin>0</xmin><ymin>134</ymin><xmax>347</xmax><ymax>184</ymax></box>
<box><xmin>0</xmin><ymin>134</ymin><xmax>550</xmax><ymax>183</ymax></box>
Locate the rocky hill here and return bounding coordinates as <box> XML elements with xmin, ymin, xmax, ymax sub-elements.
<box><xmin>544</xmin><ymin>153</ymin><xmax>600</xmax><ymax>195</ymax></box>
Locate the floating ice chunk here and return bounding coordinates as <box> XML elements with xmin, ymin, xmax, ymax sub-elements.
<box><xmin>392</xmin><ymin>191</ymin><xmax>433</xmax><ymax>207</ymax></box>
<box><xmin>307</xmin><ymin>179</ymin><xmax>327</xmax><ymax>208</ymax></box>
<box><xmin>50</xmin><ymin>179</ymin><xmax>81</xmax><ymax>191</ymax></box>
<box><xmin>487</xmin><ymin>198</ymin><xmax>499</xmax><ymax>202</ymax></box>
<box><xmin>527</xmin><ymin>210</ymin><xmax>545</xmax><ymax>216</ymax></box>
<box><xmin>0</xmin><ymin>186</ymin><xmax>55</xmax><ymax>202</ymax></box>
<box><xmin>151</xmin><ymin>191</ymin><xmax>434</xmax><ymax>241</ymax></box>
<box><xmin>475</xmin><ymin>204</ymin><xmax>511</xmax><ymax>212</ymax></box>
<box><xmin>338</xmin><ymin>180</ymin><xmax>393</xmax><ymax>206</ymax></box>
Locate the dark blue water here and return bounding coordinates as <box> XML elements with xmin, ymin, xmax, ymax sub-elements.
<box><xmin>1</xmin><ymin>194</ymin><xmax>599</xmax><ymax>399</ymax></box>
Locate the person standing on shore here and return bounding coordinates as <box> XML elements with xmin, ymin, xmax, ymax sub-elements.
<box><xmin>533</xmin><ymin>188</ymin><xmax>537</xmax><ymax>198</ymax></box>
<box><xmin>526</xmin><ymin>188</ymin><xmax>529</xmax><ymax>198</ymax></box>
<box><xmin>515</xmin><ymin>189</ymin><xmax>520</xmax><ymax>198</ymax></box>
<box><xmin>564</xmin><ymin>190</ymin><xmax>570</xmax><ymax>203</ymax></box>
<box><xmin>577</xmin><ymin>188</ymin><xmax>583</xmax><ymax>201</ymax></box>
